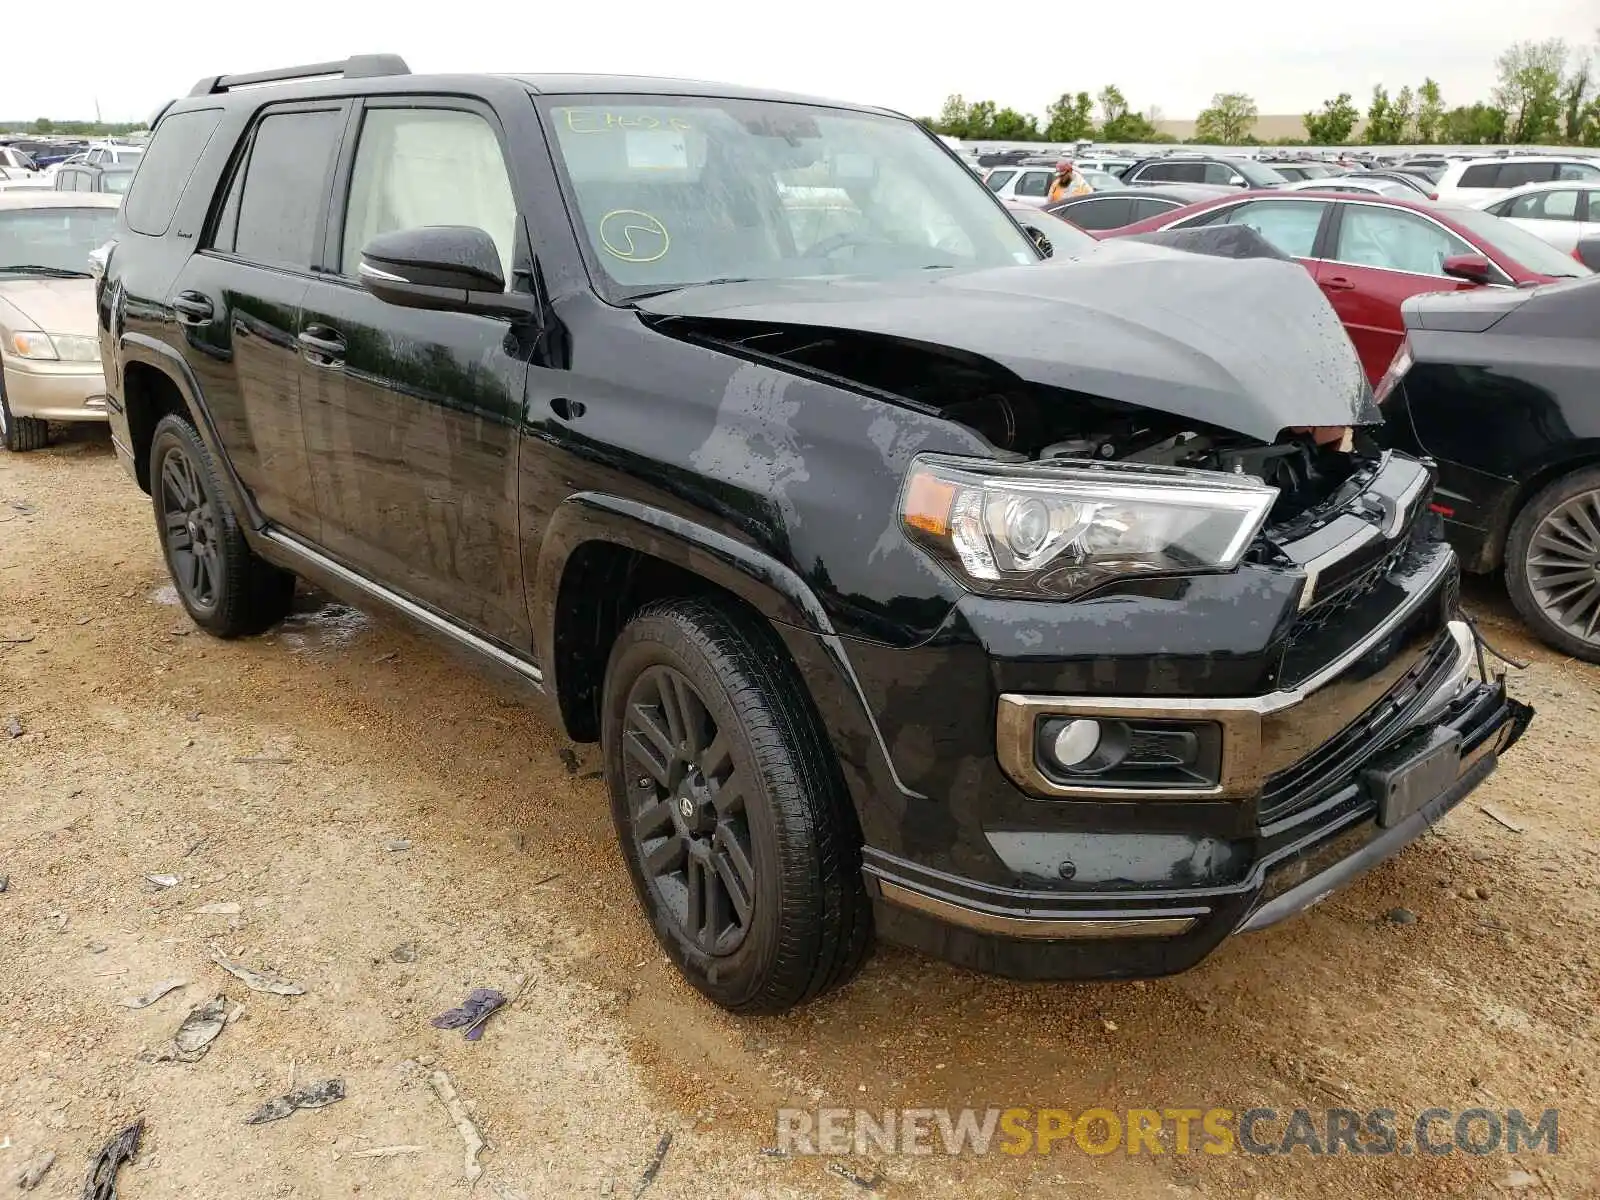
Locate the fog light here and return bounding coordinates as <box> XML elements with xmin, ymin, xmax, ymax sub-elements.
<box><xmin>1052</xmin><ymin>719</ymin><xmax>1102</xmax><ymax>767</ymax></box>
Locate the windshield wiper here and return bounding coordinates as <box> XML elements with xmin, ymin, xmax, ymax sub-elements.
<box><xmin>627</xmin><ymin>277</ymin><xmax>753</xmax><ymax>302</ymax></box>
<box><xmin>1</xmin><ymin>264</ymin><xmax>91</xmax><ymax>278</ymax></box>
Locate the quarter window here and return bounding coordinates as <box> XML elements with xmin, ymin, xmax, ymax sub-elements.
<box><xmin>1332</xmin><ymin>205</ymin><xmax>1472</xmax><ymax>275</ymax></box>
<box><xmin>221</xmin><ymin>108</ymin><xmax>344</xmax><ymax>269</ymax></box>
<box><xmin>984</xmin><ymin>169</ymin><xmax>1016</xmax><ymax>193</ymax></box>
<box><xmin>1456</xmin><ymin>164</ymin><xmax>1499</xmax><ymax>188</ymax></box>
<box><xmin>339</xmin><ymin>107</ymin><xmax>518</xmax><ymax>282</ymax></box>
<box><xmin>122</xmin><ymin>108</ymin><xmax>223</xmax><ymax>237</ymax></box>
<box><xmin>1507</xmin><ymin>189</ymin><xmax>1580</xmax><ymax>220</ymax></box>
<box><xmin>1556</xmin><ymin>161</ymin><xmax>1600</xmax><ymax>180</ymax></box>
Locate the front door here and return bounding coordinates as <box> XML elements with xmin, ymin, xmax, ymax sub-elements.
<box><xmin>298</xmin><ymin>100</ymin><xmax>530</xmax><ymax>647</ymax></box>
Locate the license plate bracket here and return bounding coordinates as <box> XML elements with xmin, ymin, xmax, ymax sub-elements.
<box><xmin>1364</xmin><ymin>727</ymin><xmax>1462</xmax><ymax>828</ymax></box>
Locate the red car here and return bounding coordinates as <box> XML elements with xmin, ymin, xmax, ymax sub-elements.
<box><xmin>1106</xmin><ymin>190</ymin><xmax>1589</xmax><ymax>384</ymax></box>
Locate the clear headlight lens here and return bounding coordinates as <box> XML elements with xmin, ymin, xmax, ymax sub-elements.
<box><xmin>900</xmin><ymin>454</ymin><xmax>1278</xmax><ymax>598</ymax></box>
<box><xmin>7</xmin><ymin>331</ymin><xmax>100</xmax><ymax>363</ymax></box>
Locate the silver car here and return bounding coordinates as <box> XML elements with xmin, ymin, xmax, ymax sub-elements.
<box><xmin>1476</xmin><ymin>180</ymin><xmax>1599</xmax><ymax>254</ymax></box>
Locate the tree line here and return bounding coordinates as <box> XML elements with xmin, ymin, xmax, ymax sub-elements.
<box><xmin>924</xmin><ymin>37</ymin><xmax>1600</xmax><ymax>146</ymax></box>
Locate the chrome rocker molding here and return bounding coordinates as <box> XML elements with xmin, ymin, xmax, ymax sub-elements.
<box><xmin>997</xmin><ymin>553</ymin><xmax>1466</xmax><ymax>801</ymax></box>
<box><xmin>876</xmin><ymin>881</ymin><xmax>1199</xmax><ymax>940</ymax></box>
<box><xmin>260</xmin><ymin>528</ymin><xmax>545</xmax><ymax>687</ymax></box>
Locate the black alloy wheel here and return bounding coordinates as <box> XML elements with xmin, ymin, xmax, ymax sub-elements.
<box><xmin>623</xmin><ymin>664</ymin><xmax>756</xmax><ymax>956</ymax></box>
<box><xmin>158</xmin><ymin>443</ymin><xmax>222</xmax><ymax>612</ymax></box>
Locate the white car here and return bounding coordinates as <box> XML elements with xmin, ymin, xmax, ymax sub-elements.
<box><xmin>1434</xmin><ymin>156</ymin><xmax>1600</xmax><ymax>205</ymax></box>
<box><xmin>1074</xmin><ymin>157</ymin><xmax>1134</xmax><ymax>177</ymax></box>
<box><xmin>1475</xmin><ymin>180</ymin><xmax>1599</xmax><ymax>253</ymax></box>
<box><xmin>82</xmin><ymin>143</ymin><xmax>144</xmax><ymax>168</ymax></box>
<box><xmin>1284</xmin><ymin>175</ymin><xmax>1424</xmax><ymax>199</ymax></box>
<box><xmin>982</xmin><ymin>165</ymin><xmax>1088</xmax><ymax>208</ymax></box>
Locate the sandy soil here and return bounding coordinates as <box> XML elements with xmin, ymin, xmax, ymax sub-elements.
<box><xmin>1</xmin><ymin>430</ymin><xmax>1596</xmax><ymax>1199</ymax></box>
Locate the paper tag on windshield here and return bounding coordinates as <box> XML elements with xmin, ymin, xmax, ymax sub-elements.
<box><xmin>626</xmin><ymin>131</ymin><xmax>688</xmax><ymax>171</ymax></box>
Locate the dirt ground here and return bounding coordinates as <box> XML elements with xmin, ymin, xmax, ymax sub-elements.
<box><xmin>1</xmin><ymin>429</ymin><xmax>1596</xmax><ymax>1199</ymax></box>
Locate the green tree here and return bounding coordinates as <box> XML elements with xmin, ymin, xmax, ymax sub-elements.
<box><xmin>32</xmin><ymin>117</ymin><xmax>54</xmax><ymax>133</ymax></box>
<box><xmin>1101</xmin><ymin>110</ymin><xmax>1158</xmax><ymax>142</ymax></box>
<box><xmin>989</xmin><ymin>107</ymin><xmax>1040</xmax><ymax>140</ymax></box>
<box><xmin>1391</xmin><ymin>85</ymin><xmax>1417</xmax><ymax>141</ymax></box>
<box><xmin>1440</xmin><ymin>102</ymin><xmax>1508</xmax><ymax>144</ymax></box>
<box><xmin>1043</xmin><ymin>91</ymin><xmax>1095</xmax><ymax>142</ymax></box>
<box><xmin>935</xmin><ymin>94</ymin><xmax>971</xmax><ymax>138</ymax></box>
<box><xmin>1303</xmin><ymin>93</ymin><xmax>1359</xmax><ymax>143</ymax></box>
<box><xmin>1097</xmin><ymin>85</ymin><xmax>1129</xmax><ymax>127</ymax></box>
<box><xmin>1193</xmin><ymin>92</ymin><xmax>1258</xmax><ymax>143</ymax></box>
<box><xmin>1365</xmin><ymin>86</ymin><xmax>1402</xmax><ymax>143</ymax></box>
<box><xmin>1415</xmin><ymin>78</ymin><xmax>1444</xmax><ymax>143</ymax></box>
<box><xmin>964</xmin><ymin>100</ymin><xmax>998</xmax><ymax>139</ymax></box>
<box><xmin>1493</xmin><ymin>39</ymin><xmax>1568</xmax><ymax>142</ymax></box>
<box><xmin>1562</xmin><ymin>44</ymin><xmax>1594</xmax><ymax>142</ymax></box>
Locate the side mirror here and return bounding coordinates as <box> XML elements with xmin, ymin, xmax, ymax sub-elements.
<box><xmin>1441</xmin><ymin>253</ymin><xmax>1494</xmax><ymax>285</ymax></box>
<box><xmin>1022</xmin><ymin>223</ymin><xmax>1054</xmax><ymax>258</ymax></box>
<box><xmin>358</xmin><ymin>226</ymin><xmax>537</xmax><ymax>318</ymax></box>
<box><xmin>1575</xmin><ymin>236</ymin><xmax>1600</xmax><ymax>272</ymax></box>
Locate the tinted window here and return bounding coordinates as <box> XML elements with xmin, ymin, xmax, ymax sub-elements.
<box><xmin>340</xmin><ymin>107</ymin><xmax>517</xmax><ymax>281</ymax></box>
<box><xmin>1332</xmin><ymin>205</ymin><xmax>1470</xmax><ymax>275</ymax></box>
<box><xmin>1508</xmin><ymin>189</ymin><xmax>1580</xmax><ymax>220</ymax></box>
<box><xmin>229</xmin><ymin>109</ymin><xmax>344</xmax><ymax>269</ymax></box>
<box><xmin>1457</xmin><ymin>164</ymin><xmax>1499</xmax><ymax>188</ymax></box>
<box><xmin>984</xmin><ymin>169</ymin><xmax>1016</xmax><ymax>193</ymax></box>
<box><xmin>1056</xmin><ymin>196</ymin><xmax>1132</xmax><ymax>229</ymax></box>
<box><xmin>1215</xmin><ymin>199</ymin><xmax>1327</xmax><ymax>257</ymax></box>
<box><xmin>1129</xmin><ymin>197</ymin><xmax>1181</xmax><ymax>222</ymax></box>
<box><xmin>1498</xmin><ymin>162</ymin><xmax>1557</xmax><ymax>189</ymax></box>
<box><xmin>1556</xmin><ymin>161</ymin><xmax>1600</xmax><ymax>180</ymax></box>
<box><xmin>123</xmin><ymin>109</ymin><xmax>222</xmax><ymax>236</ymax></box>
<box><xmin>1140</xmin><ymin>162</ymin><xmax>1205</xmax><ymax>184</ymax></box>
<box><xmin>1202</xmin><ymin>162</ymin><xmax>1239</xmax><ymax>186</ymax></box>
<box><xmin>1014</xmin><ymin>170</ymin><xmax>1051</xmax><ymax>198</ymax></box>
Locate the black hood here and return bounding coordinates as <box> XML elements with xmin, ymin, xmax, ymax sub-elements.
<box><xmin>636</xmin><ymin>241</ymin><xmax>1377</xmax><ymax>443</ymax></box>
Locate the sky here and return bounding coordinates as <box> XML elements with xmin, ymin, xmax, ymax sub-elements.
<box><xmin>4</xmin><ymin>0</ymin><xmax>1597</xmax><ymax>124</ymax></box>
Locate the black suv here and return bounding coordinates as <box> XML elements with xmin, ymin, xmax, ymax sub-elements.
<box><xmin>1121</xmin><ymin>155</ymin><xmax>1288</xmax><ymax>189</ymax></box>
<box><xmin>97</xmin><ymin>56</ymin><xmax>1531</xmax><ymax>1013</ymax></box>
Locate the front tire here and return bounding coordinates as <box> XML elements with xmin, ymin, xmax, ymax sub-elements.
<box><xmin>149</xmin><ymin>414</ymin><xmax>295</xmax><ymax>638</ymax></box>
<box><xmin>1505</xmin><ymin>466</ymin><xmax>1600</xmax><ymax>663</ymax></box>
<box><xmin>0</xmin><ymin>379</ymin><xmax>49</xmax><ymax>452</ymax></box>
<box><xmin>602</xmin><ymin>597</ymin><xmax>871</xmax><ymax>1013</ymax></box>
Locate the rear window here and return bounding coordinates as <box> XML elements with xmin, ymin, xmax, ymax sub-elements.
<box><xmin>1497</xmin><ymin>162</ymin><xmax>1556</xmax><ymax>189</ymax></box>
<box><xmin>1456</xmin><ymin>164</ymin><xmax>1500</xmax><ymax>188</ymax></box>
<box><xmin>123</xmin><ymin>109</ymin><xmax>223</xmax><ymax>236</ymax></box>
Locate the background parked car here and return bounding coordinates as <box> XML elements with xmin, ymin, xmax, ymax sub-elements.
<box><xmin>1110</xmin><ymin>191</ymin><xmax>1589</xmax><ymax>383</ymax></box>
<box><xmin>1359</xmin><ymin>169</ymin><xmax>1439</xmax><ymax>199</ymax></box>
<box><xmin>1075</xmin><ymin>168</ymin><xmax>1125</xmax><ymax>191</ymax></box>
<box><xmin>1121</xmin><ymin>155</ymin><xmax>1288</xmax><ymax>189</ymax></box>
<box><xmin>0</xmin><ymin>146</ymin><xmax>39</xmax><ymax>172</ymax></box>
<box><xmin>1269</xmin><ymin>162</ymin><xmax>1343</xmax><ymax>183</ymax></box>
<box><xmin>1475</xmin><ymin>181</ymin><xmax>1598</xmax><ymax>253</ymax></box>
<box><xmin>1073</xmin><ymin>156</ymin><xmax>1134</xmax><ymax>177</ymax></box>
<box><xmin>1044</xmin><ymin>183</ymin><xmax>1236</xmax><ymax>232</ymax></box>
<box><xmin>982</xmin><ymin>164</ymin><xmax>1056</xmax><ymax>206</ymax></box>
<box><xmin>1380</xmin><ymin>276</ymin><xmax>1600</xmax><ymax>661</ymax></box>
<box><xmin>52</xmin><ymin>163</ymin><xmax>136</xmax><ymax>196</ymax></box>
<box><xmin>1434</xmin><ymin>156</ymin><xmax>1600</xmax><ymax>204</ymax></box>
<box><xmin>1002</xmin><ymin>199</ymin><xmax>1099</xmax><ymax>258</ymax></box>
<box><xmin>1284</xmin><ymin>175</ymin><xmax>1425</xmax><ymax>199</ymax></box>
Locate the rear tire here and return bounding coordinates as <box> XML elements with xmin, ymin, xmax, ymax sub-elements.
<box><xmin>149</xmin><ymin>413</ymin><xmax>295</xmax><ymax>638</ymax></box>
<box><xmin>1504</xmin><ymin>465</ymin><xmax>1600</xmax><ymax>663</ymax></box>
<box><xmin>0</xmin><ymin>380</ymin><xmax>49</xmax><ymax>452</ymax></box>
<box><xmin>602</xmin><ymin>597</ymin><xmax>871</xmax><ymax>1013</ymax></box>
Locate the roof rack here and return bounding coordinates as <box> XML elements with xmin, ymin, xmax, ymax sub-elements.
<box><xmin>188</xmin><ymin>54</ymin><xmax>410</xmax><ymax>97</ymax></box>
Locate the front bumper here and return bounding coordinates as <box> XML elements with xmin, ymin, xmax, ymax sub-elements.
<box><xmin>866</xmin><ymin>641</ymin><xmax>1531</xmax><ymax>979</ymax></box>
<box><xmin>1</xmin><ymin>356</ymin><xmax>109</xmax><ymax>422</ymax></box>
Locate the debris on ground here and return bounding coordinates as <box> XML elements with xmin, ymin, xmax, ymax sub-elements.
<box><xmin>245</xmin><ymin>1078</ymin><xmax>345</xmax><ymax>1124</ymax></box>
<box><xmin>117</xmin><ymin>979</ymin><xmax>187</xmax><ymax>1010</ymax></box>
<box><xmin>430</xmin><ymin>988</ymin><xmax>507</xmax><ymax>1041</ymax></box>
<box><xmin>1480</xmin><ymin>804</ymin><xmax>1526</xmax><ymax>833</ymax></box>
<box><xmin>632</xmin><ymin>1130</ymin><xmax>672</xmax><ymax>1199</ymax></box>
<box><xmin>5</xmin><ymin>716</ymin><xmax>22</xmax><ymax>738</ymax></box>
<box><xmin>389</xmin><ymin>942</ymin><xmax>418</xmax><ymax>964</ymax></box>
<box><xmin>348</xmin><ymin>1144</ymin><xmax>424</xmax><ymax>1159</ymax></box>
<box><xmin>209</xmin><ymin>945</ymin><xmax>305</xmax><ymax>995</ymax></box>
<box><xmin>144</xmin><ymin>874</ymin><xmax>180</xmax><ymax>889</ymax></box>
<box><xmin>141</xmin><ymin>995</ymin><xmax>227</xmax><ymax>1064</ymax></box>
<box><xmin>385</xmin><ymin>838</ymin><xmax>412</xmax><ymax>852</ymax></box>
<box><xmin>80</xmin><ymin>1118</ymin><xmax>142</xmax><ymax>1200</ymax></box>
<box><xmin>0</xmin><ymin>875</ymin><xmax>8</xmax><ymax>894</ymax></box>
<box><xmin>558</xmin><ymin>747</ymin><xmax>580</xmax><ymax>774</ymax></box>
<box><xmin>825</xmin><ymin>1162</ymin><xmax>882</xmax><ymax>1190</ymax></box>
<box><xmin>232</xmin><ymin>754</ymin><xmax>293</xmax><ymax>765</ymax></box>
<box><xmin>195</xmin><ymin>901</ymin><xmax>241</xmax><ymax>915</ymax></box>
<box><xmin>1384</xmin><ymin>907</ymin><xmax>1418</xmax><ymax>925</ymax></box>
<box><xmin>14</xmin><ymin>1149</ymin><xmax>54</xmax><ymax>1191</ymax></box>
<box><xmin>429</xmin><ymin>1069</ymin><xmax>485</xmax><ymax>1183</ymax></box>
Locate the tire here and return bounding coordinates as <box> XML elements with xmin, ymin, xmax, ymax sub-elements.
<box><xmin>0</xmin><ymin>379</ymin><xmax>49</xmax><ymax>452</ymax></box>
<box><xmin>1504</xmin><ymin>465</ymin><xmax>1600</xmax><ymax>663</ymax></box>
<box><xmin>602</xmin><ymin>597</ymin><xmax>871</xmax><ymax>1013</ymax></box>
<box><xmin>149</xmin><ymin>413</ymin><xmax>295</xmax><ymax>638</ymax></box>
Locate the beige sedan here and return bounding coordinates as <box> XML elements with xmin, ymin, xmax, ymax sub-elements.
<box><xmin>0</xmin><ymin>192</ymin><xmax>121</xmax><ymax>452</ymax></box>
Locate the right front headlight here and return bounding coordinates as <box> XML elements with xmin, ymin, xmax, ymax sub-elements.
<box><xmin>900</xmin><ymin>453</ymin><xmax>1278</xmax><ymax>599</ymax></box>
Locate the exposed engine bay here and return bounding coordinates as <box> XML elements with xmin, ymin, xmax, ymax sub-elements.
<box><xmin>660</xmin><ymin>317</ymin><xmax>1372</xmax><ymax>529</ymax></box>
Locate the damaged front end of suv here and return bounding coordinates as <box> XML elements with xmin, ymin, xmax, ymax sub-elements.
<box><xmin>632</xmin><ymin>241</ymin><xmax>1532</xmax><ymax>979</ymax></box>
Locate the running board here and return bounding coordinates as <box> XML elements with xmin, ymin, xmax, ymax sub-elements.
<box><xmin>260</xmin><ymin>528</ymin><xmax>544</xmax><ymax>688</ymax></box>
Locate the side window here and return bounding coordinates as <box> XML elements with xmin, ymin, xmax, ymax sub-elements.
<box><xmin>1499</xmin><ymin>162</ymin><xmax>1556</xmax><ymax>189</ymax></box>
<box><xmin>86</xmin><ymin>148</ymin><xmax>104</xmax><ymax>166</ymax></box>
<box><xmin>984</xmin><ymin>169</ymin><xmax>1016</xmax><ymax>193</ymax></box>
<box><xmin>1457</xmin><ymin>164</ymin><xmax>1499</xmax><ymax>188</ymax></box>
<box><xmin>123</xmin><ymin>108</ymin><xmax>224</xmax><ymax>237</ymax></box>
<box><xmin>1333</xmin><ymin>205</ymin><xmax>1471</xmax><ymax>275</ymax></box>
<box><xmin>225</xmin><ymin>108</ymin><xmax>344</xmax><ymax>269</ymax></box>
<box><xmin>1013</xmin><ymin>170</ymin><xmax>1051</xmax><ymax>198</ymax></box>
<box><xmin>1135</xmin><ymin>163</ymin><xmax>1174</xmax><ymax>183</ymax></box>
<box><xmin>1510</xmin><ymin>189</ymin><xmax>1579</xmax><ymax>220</ymax></box>
<box><xmin>1557</xmin><ymin>161</ymin><xmax>1600</xmax><ymax>180</ymax></box>
<box><xmin>1130</xmin><ymin>197</ymin><xmax>1181</xmax><ymax>222</ymax></box>
<box><xmin>1217</xmin><ymin>199</ymin><xmax>1327</xmax><ymax>258</ymax></box>
<box><xmin>1201</xmin><ymin>163</ymin><xmax>1237</xmax><ymax>186</ymax></box>
<box><xmin>339</xmin><ymin>107</ymin><xmax>518</xmax><ymax>284</ymax></box>
<box><xmin>1062</xmin><ymin>196</ymin><xmax>1131</xmax><ymax>229</ymax></box>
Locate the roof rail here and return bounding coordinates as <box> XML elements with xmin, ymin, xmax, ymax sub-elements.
<box><xmin>187</xmin><ymin>54</ymin><xmax>410</xmax><ymax>97</ymax></box>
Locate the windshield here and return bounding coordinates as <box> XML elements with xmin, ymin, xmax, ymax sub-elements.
<box><xmin>1447</xmin><ymin>206</ymin><xmax>1591</xmax><ymax>278</ymax></box>
<box><xmin>0</xmin><ymin>206</ymin><xmax>119</xmax><ymax>273</ymax></box>
<box><xmin>1235</xmin><ymin>160</ymin><xmax>1289</xmax><ymax>187</ymax></box>
<box><xmin>541</xmin><ymin>97</ymin><xmax>1038</xmax><ymax>299</ymax></box>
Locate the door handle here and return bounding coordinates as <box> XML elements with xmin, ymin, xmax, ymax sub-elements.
<box><xmin>172</xmin><ymin>291</ymin><xmax>214</xmax><ymax>326</ymax></box>
<box><xmin>298</xmin><ymin>326</ymin><xmax>346</xmax><ymax>366</ymax></box>
<box><xmin>1321</xmin><ymin>275</ymin><xmax>1357</xmax><ymax>291</ymax></box>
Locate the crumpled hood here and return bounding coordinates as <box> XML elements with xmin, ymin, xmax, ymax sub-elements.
<box><xmin>0</xmin><ymin>276</ymin><xmax>96</xmax><ymax>337</ymax></box>
<box><xmin>637</xmin><ymin>241</ymin><xmax>1378</xmax><ymax>443</ymax></box>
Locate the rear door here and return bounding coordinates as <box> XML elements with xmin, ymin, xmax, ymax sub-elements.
<box><xmin>1315</xmin><ymin>201</ymin><xmax>1482</xmax><ymax>384</ymax></box>
<box><xmin>1500</xmin><ymin>188</ymin><xmax>1586</xmax><ymax>252</ymax></box>
<box><xmin>1011</xmin><ymin>170</ymin><xmax>1053</xmax><ymax>206</ymax></box>
<box><xmin>296</xmin><ymin>98</ymin><xmax>530</xmax><ymax>646</ymax></box>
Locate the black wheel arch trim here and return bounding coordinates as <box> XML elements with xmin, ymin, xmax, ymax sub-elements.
<box><xmin>118</xmin><ymin>332</ymin><xmax>265</xmax><ymax>531</ymax></box>
<box><xmin>532</xmin><ymin>492</ymin><xmax>927</xmax><ymax>802</ymax></box>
